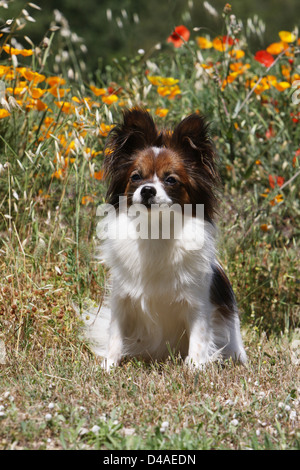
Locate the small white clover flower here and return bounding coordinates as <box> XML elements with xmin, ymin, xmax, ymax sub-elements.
<box><xmin>230</xmin><ymin>419</ymin><xmax>239</xmax><ymax>426</ymax></box>
<box><xmin>91</xmin><ymin>425</ymin><xmax>100</xmax><ymax>434</ymax></box>
<box><xmin>160</xmin><ymin>421</ymin><xmax>169</xmax><ymax>433</ymax></box>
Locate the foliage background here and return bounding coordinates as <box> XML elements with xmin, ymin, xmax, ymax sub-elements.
<box><xmin>3</xmin><ymin>0</ymin><xmax>300</xmax><ymax>71</ymax></box>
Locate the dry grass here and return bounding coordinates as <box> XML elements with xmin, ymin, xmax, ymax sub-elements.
<box><xmin>0</xmin><ymin>258</ymin><xmax>299</xmax><ymax>450</ymax></box>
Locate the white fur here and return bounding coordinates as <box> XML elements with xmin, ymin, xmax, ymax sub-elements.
<box><xmin>132</xmin><ymin>174</ymin><xmax>172</xmax><ymax>205</ymax></box>
<box><xmin>80</xmin><ymin>209</ymin><xmax>247</xmax><ymax>371</ymax></box>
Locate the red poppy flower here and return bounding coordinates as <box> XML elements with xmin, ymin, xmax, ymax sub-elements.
<box><xmin>167</xmin><ymin>25</ymin><xmax>190</xmax><ymax>48</ymax></box>
<box><xmin>254</xmin><ymin>50</ymin><xmax>275</xmax><ymax>67</ymax></box>
<box><xmin>265</xmin><ymin>125</ymin><xmax>275</xmax><ymax>139</ymax></box>
<box><xmin>269</xmin><ymin>174</ymin><xmax>285</xmax><ymax>188</ymax></box>
<box><xmin>222</xmin><ymin>35</ymin><xmax>235</xmax><ymax>45</ymax></box>
<box><xmin>290</xmin><ymin>111</ymin><xmax>300</xmax><ymax>123</ymax></box>
<box><xmin>293</xmin><ymin>149</ymin><xmax>300</xmax><ymax>166</ymax></box>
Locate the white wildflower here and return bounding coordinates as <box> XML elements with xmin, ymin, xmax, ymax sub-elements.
<box><xmin>91</xmin><ymin>425</ymin><xmax>100</xmax><ymax>434</ymax></box>
<box><xmin>160</xmin><ymin>421</ymin><xmax>169</xmax><ymax>433</ymax></box>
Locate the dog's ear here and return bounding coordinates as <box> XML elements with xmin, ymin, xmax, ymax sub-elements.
<box><xmin>171</xmin><ymin>114</ymin><xmax>212</xmax><ymax>154</ymax></box>
<box><xmin>103</xmin><ymin>108</ymin><xmax>159</xmax><ymax>206</ymax></box>
<box><xmin>170</xmin><ymin>113</ymin><xmax>220</xmax><ymax>221</ymax></box>
<box><xmin>170</xmin><ymin>113</ymin><xmax>218</xmax><ymax>178</ymax></box>
<box><xmin>106</xmin><ymin>107</ymin><xmax>158</xmax><ymax>156</ymax></box>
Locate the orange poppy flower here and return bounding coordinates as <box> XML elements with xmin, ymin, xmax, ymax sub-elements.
<box><xmin>48</xmin><ymin>86</ymin><xmax>70</xmax><ymax>98</ymax></box>
<box><xmin>155</xmin><ymin>107</ymin><xmax>169</xmax><ymax>117</ymax></box>
<box><xmin>46</xmin><ymin>76</ymin><xmax>66</xmax><ymax>87</ymax></box>
<box><xmin>93</xmin><ymin>170</ymin><xmax>104</xmax><ymax>180</ymax></box>
<box><xmin>17</xmin><ymin>68</ymin><xmax>46</xmax><ymax>84</ymax></box>
<box><xmin>167</xmin><ymin>25</ymin><xmax>190</xmax><ymax>48</ymax></box>
<box><xmin>273</xmin><ymin>81</ymin><xmax>290</xmax><ymax>92</ymax></box>
<box><xmin>81</xmin><ymin>195</ymin><xmax>95</xmax><ymax>205</ymax></box>
<box><xmin>266</xmin><ymin>41</ymin><xmax>288</xmax><ymax>55</ymax></box>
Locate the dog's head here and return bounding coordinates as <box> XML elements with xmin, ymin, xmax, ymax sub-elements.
<box><xmin>103</xmin><ymin>108</ymin><xmax>219</xmax><ymax>221</ymax></box>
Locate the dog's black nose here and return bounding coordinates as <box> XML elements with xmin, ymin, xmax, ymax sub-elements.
<box><xmin>141</xmin><ymin>185</ymin><xmax>157</xmax><ymax>202</ymax></box>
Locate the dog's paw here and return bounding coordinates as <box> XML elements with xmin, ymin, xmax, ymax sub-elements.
<box><xmin>101</xmin><ymin>357</ymin><xmax>118</xmax><ymax>372</ymax></box>
<box><xmin>184</xmin><ymin>355</ymin><xmax>208</xmax><ymax>370</ymax></box>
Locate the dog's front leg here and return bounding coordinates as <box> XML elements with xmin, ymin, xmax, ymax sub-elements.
<box><xmin>103</xmin><ymin>315</ymin><xmax>123</xmax><ymax>371</ymax></box>
<box><xmin>185</xmin><ymin>310</ymin><xmax>214</xmax><ymax>369</ymax></box>
<box><xmin>102</xmin><ymin>297</ymin><xmax>125</xmax><ymax>371</ymax></box>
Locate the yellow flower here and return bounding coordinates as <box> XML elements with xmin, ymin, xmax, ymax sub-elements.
<box><xmin>228</xmin><ymin>49</ymin><xmax>245</xmax><ymax>59</ymax></box>
<box><xmin>54</xmin><ymin>101</ymin><xmax>75</xmax><ymax>113</ymax></box>
<box><xmin>148</xmin><ymin>76</ymin><xmax>179</xmax><ymax>86</ymax></box>
<box><xmin>196</xmin><ymin>37</ymin><xmax>213</xmax><ymax>49</ymax></box>
<box><xmin>281</xmin><ymin>64</ymin><xmax>291</xmax><ymax>79</ymax></box>
<box><xmin>221</xmin><ymin>73</ymin><xmax>237</xmax><ymax>90</ymax></box>
<box><xmin>0</xmin><ymin>109</ymin><xmax>10</xmax><ymax>119</ymax></box>
<box><xmin>2</xmin><ymin>45</ymin><xmax>33</xmax><ymax>56</ymax></box>
<box><xmin>155</xmin><ymin>107</ymin><xmax>169</xmax><ymax>117</ymax></box>
<box><xmin>51</xmin><ymin>169</ymin><xmax>63</xmax><ymax>180</ymax></box>
<box><xmin>212</xmin><ymin>37</ymin><xmax>226</xmax><ymax>52</ymax></box>
<box><xmin>229</xmin><ymin>62</ymin><xmax>250</xmax><ymax>74</ymax></box>
<box><xmin>278</xmin><ymin>31</ymin><xmax>296</xmax><ymax>43</ymax></box>
<box><xmin>157</xmin><ymin>85</ymin><xmax>181</xmax><ymax>99</ymax></box>
<box><xmin>0</xmin><ymin>65</ymin><xmax>11</xmax><ymax>77</ymax></box>
<box><xmin>30</xmin><ymin>88</ymin><xmax>47</xmax><ymax>99</ymax></box>
<box><xmin>270</xmin><ymin>194</ymin><xmax>283</xmax><ymax>206</ymax></box>
<box><xmin>90</xmin><ymin>85</ymin><xmax>106</xmax><ymax>96</ymax></box>
<box><xmin>26</xmin><ymin>98</ymin><xmax>48</xmax><ymax>112</ymax></box>
<box><xmin>102</xmin><ymin>94</ymin><xmax>118</xmax><ymax>105</ymax></box>
<box><xmin>48</xmin><ymin>86</ymin><xmax>70</xmax><ymax>98</ymax></box>
<box><xmin>273</xmin><ymin>81</ymin><xmax>291</xmax><ymax>92</ymax></box>
<box><xmin>17</xmin><ymin>68</ymin><xmax>45</xmax><ymax>84</ymax></box>
<box><xmin>99</xmin><ymin>123</ymin><xmax>114</xmax><ymax>137</ymax></box>
<box><xmin>6</xmin><ymin>86</ymin><xmax>27</xmax><ymax>96</ymax></box>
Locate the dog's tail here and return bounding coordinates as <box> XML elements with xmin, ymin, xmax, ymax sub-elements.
<box><xmin>74</xmin><ymin>300</ymin><xmax>111</xmax><ymax>358</ymax></box>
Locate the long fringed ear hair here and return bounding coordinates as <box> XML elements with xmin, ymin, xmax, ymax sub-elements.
<box><xmin>168</xmin><ymin>113</ymin><xmax>220</xmax><ymax>221</ymax></box>
<box><xmin>103</xmin><ymin>108</ymin><xmax>161</xmax><ymax>207</ymax></box>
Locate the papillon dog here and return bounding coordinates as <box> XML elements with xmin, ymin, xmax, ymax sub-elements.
<box><xmin>82</xmin><ymin>108</ymin><xmax>247</xmax><ymax>370</ymax></box>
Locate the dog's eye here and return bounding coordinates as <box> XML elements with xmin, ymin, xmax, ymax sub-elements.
<box><xmin>131</xmin><ymin>173</ymin><xmax>142</xmax><ymax>182</ymax></box>
<box><xmin>165</xmin><ymin>176</ymin><xmax>177</xmax><ymax>185</ymax></box>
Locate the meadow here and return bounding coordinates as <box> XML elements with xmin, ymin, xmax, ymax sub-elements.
<box><xmin>0</xmin><ymin>2</ymin><xmax>299</xmax><ymax>450</ymax></box>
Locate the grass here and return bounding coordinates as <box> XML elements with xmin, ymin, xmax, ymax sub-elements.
<box><xmin>0</xmin><ymin>194</ymin><xmax>299</xmax><ymax>450</ymax></box>
<box><xmin>0</xmin><ymin>310</ymin><xmax>299</xmax><ymax>450</ymax></box>
<box><xmin>0</xmin><ymin>1</ymin><xmax>299</xmax><ymax>450</ymax></box>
